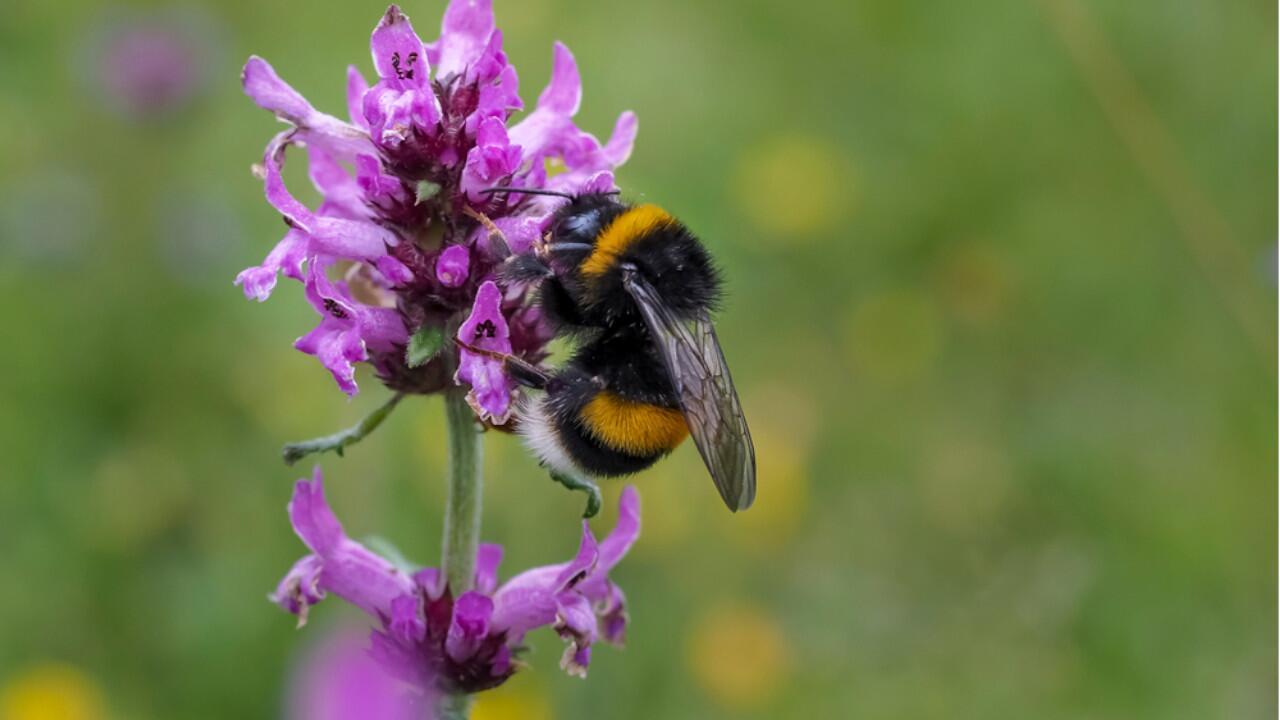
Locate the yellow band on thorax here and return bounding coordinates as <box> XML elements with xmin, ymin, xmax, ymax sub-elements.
<box><xmin>581</xmin><ymin>391</ymin><xmax>689</xmax><ymax>456</ymax></box>
<box><xmin>579</xmin><ymin>205</ymin><xmax>672</xmax><ymax>277</ymax></box>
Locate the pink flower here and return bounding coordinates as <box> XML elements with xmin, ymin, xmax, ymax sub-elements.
<box><xmin>236</xmin><ymin>1</ymin><xmax>638</xmax><ymax>415</ymax></box>
<box><xmin>273</xmin><ymin>470</ymin><xmax>641</xmax><ymax>692</ymax></box>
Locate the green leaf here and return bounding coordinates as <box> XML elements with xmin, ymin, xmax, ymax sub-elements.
<box><xmin>415</xmin><ymin>180</ymin><xmax>441</xmax><ymax>205</ymax></box>
<box><xmin>406</xmin><ymin>325</ymin><xmax>445</xmax><ymax>368</ymax></box>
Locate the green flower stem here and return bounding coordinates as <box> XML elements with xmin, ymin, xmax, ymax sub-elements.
<box><xmin>437</xmin><ymin>693</ymin><xmax>472</xmax><ymax>720</ymax></box>
<box><xmin>281</xmin><ymin>393</ymin><xmax>404</xmax><ymax>465</ymax></box>
<box><xmin>439</xmin><ymin>386</ymin><xmax>483</xmax><ymax>718</ymax></box>
<box><xmin>441</xmin><ymin>387</ymin><xmax>483</xmax><ymax>595</ymax></box>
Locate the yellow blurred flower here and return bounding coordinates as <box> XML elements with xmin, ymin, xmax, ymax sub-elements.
<box><xmin>471</xmin><ymin>676</ymin><xmax>552</xmax><ymax>720</ymax></box>
<box><xmin>844</xmin><ymin>287</ymin><xmax>941</xmax><ymax>385</ymax></box>
<box><xmin>732</xmin><ymin>133</ymin><xmax>850</xmax><ymax>241</ymax></box>
<box><xmin>0</xmin><ymin>664</ymin><xmax>105</xmax><ymax>720</ymax></box>
<box><xmin>687</xmin><ymin>602</ymin><xmax>791</xmax><ymax>710</ymax></box>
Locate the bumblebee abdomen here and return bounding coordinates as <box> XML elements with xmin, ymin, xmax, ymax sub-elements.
<box><xmin>518</xmin><ymin>384</ymin><xmax>687</xmax><ymax>479</ymax></box>
<box><xmin>580</xmin><ymin>391</ymin><xmax>689</xmax><ymax>457</ymax></box>
<box><xmin>553</xmin><ymin>389</ymin><xmax>685</xmax><ymax>477</ymax></box>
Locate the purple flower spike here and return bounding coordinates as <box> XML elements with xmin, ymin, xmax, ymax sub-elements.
<box><xmin>455</xmin><ymin>281</ymin><xmax>514</xmax><ymax>423</ymax></box>
<box><xmin>238</xmin><ymin>0</ymin><xmax>637</xmax><ymax>406</ymax></box>
<box><xmin>273</xmin><ymin>474</ymin><xmax>642</xmax><ymax>692</ymax></box>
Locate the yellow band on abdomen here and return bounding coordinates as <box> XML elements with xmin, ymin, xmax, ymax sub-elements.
<box><xmin>579</xmin><ymin>205</ymin><xmax>673</xmax><ymax>277</ymax></box>
<box><xmin>581</xmin><ymin>390</ymin><xmax>689</xmax><ymax>456</ymax></box>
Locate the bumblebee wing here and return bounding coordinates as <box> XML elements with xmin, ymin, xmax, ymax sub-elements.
<box><xmin>622</xmin><ymin>269</ymin><xmax>756</xmax><ymax>511</ymax></box>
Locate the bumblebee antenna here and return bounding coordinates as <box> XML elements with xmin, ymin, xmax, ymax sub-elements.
<box><xmin>480</xmin><ymin>186</ymin><xmax>624</xmax><ymax>199</ymax></box>
<box><xmin>480</xmin><ymin>187</ymin><xmax>574</xmax><ymax>200</ymax></box>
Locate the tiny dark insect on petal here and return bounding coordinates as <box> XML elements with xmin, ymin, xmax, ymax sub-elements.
<box><xmin>323</xmin><ymin>298</ymin><xmax>349</xmax><ymax>320</ymax></box>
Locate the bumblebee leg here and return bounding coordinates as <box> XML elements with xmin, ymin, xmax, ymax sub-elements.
<box><xmin>549</xmin><ymin>470</ymin><xmax>603</xmax><ymax>519</ymax></box>
<box><xmin>453</xmin><ymin>337</ymin><xmax>552</xmax><ymax>389</ymax></box>
<box><xmin>500</xmin><ymin>254</ymin><xmax>553</xmax><ymax>284</ymax></box>
<box><xmin>462</xmin><ymin>206</ymin><xmax>511</xmax><ymax>258</ymax></box>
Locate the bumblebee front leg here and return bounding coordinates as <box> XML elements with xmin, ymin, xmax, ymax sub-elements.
<box><xmin>462</xmin><ymin>206</ymin><xmax>511</xmax><ymax>258</ymax></box>
<box><xmin>453</xmin><ymin>337</ymin><xmax>553</xmax><ymax>390</ymax></box>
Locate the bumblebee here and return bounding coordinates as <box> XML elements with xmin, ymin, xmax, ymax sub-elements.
<box><xmin>470</xmin><ymin>189</ymin><xmax>756</xmax><ymax>512</ymax></box>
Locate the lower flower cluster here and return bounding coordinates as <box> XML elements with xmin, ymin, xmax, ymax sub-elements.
<box><xmin>272</xmin><ymin>470</ymin><xmax>639</xmax><ymax>693</ymax></box>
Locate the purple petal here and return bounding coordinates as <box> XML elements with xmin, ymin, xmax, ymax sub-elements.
<box><xmin>445</xmin><ymin>591</ymin><xmax>495</xmax><ymax>662</ymax></box>
<box><xmin>554</xmin><ymin>592</ymin><xmax>597</xmax><ymax>678</ymax></box>
<box><xmin>271</xmin><ymin>554</ymin><xmax>325</xmax><ymax>624</ymax></box>
<box><xmin>577</xmin><ymin>486</ymin><xmax>640</xmax><ymax>602</ymax></box>
<box><xmin>435</xmin><ymin>244</ymin><xmax>471</xmax><ymax>288</ymax></box>
<box><xmin>294</xmin><ymin>313</ymin><xmax>365</xmax><ymax>396</ymax></box>
<box><xmin>356</xmin><ymin>154</ymin><xmax>408</xmax><ymax>206</ymax></box>
<box><xmin>603</xmin><ymin>111</ymin><xmax>638</xmax><ymax>167</ymax></box>
<box><xmin>554</xmin><ymin>523</ymin><xmax>600</xmax><ymax>590</ymax></box>
<box><xmin>597</xmin><ymin>486</ymin><xmax>640</xmax><ymax>573</ymax></box>
<box><xmin>289</xmin><ymin>468</ymin><xmax>345</xmax><ymax>554</ymax></box>
<box><xmin>258</xmin><ymin>132</ymin><xmax>409</xmax><ymax>274</ymax></box>
<box><xmin>346</xmin><ymin>65</ymin><xmax>370</xmax><ymax>129</ymax></box>
<box><xmin>242</xmin><ymin>56</ymin><xmax>373</xmax><ymax>158</ymax></box>
<box><xmin>390</xmin><ymin>594</ymin><xmax>426</xmax><ymax>643</ymax></box>
<box><xmin>454</xmin><ymin>281</ymin><xmax>514</xmax><ymax>423</ymax></box>
<box><xmin>370</xmin><ymin>5</ymin><xmax>429</xmax><ymax>89</ymax></box>
<box><xmin>413</xmin><ymin>567</ymin><xmax>443</xmax><ymax>599</ymax></box>
<box><xmin>235</xmin><ymin>227</ymin><xmax>308</xmax><ymax>301</ymax></box>
<box><xmin>363</xmin><ymin>6</ymin><xmax>441</xmax><ymax>148</ymax></box>
<box><xmin>242</xmin><ymin>56</ymin><xmax>313</xmax><ymax>126</ymax></box>
<box><xmin>308</xmin><ymin>147</ymin><xmax>368</xmax><ymax>220</ymax></box>
<box><xmin>460</xmin><ymin>116</ymin><xmax>522</xmax><ymax>200</ymax></box>
<box><xmin>431</xmin><ymin>0</ymin><xmax>495</xmax><ymax>80</ymax></box>
<box><xmin>538</xmin><ymin>42</ymin><xmax>581</xmax><ymax>115</ymax></box>
<box><xmin>491</xmin><ymin>525</ymin><xmax>599</xmax><ymax>639</ymax></box>
<box><xmin>598</xmin><ymin>583</ymin><xmax>629</xmax><ymax>645</ymax></box>
<box><xmin>561</xmin><ymin>643</ymin><xmax>592</xmax><ymax>679</ymax></box>
<box><xmin>295</xmin><ymin>263</ymin><xmax>408</xmax><ymax>395</ymax></box>
<box><xmin>470</xmin><ymin>58</ymin><xmax>522</xmax><ymax>136</ymax></box>
<box><xmin>287</xmin><ymin>628</ymin><xmax>421</xmax><ymax>720</ymax></box>
<box><xmin>284</xmin><ymin>470</ymin><xmax>416</xmax><ymax>618</ymax></box>
<box><xmin>474</xmin><ymin>543</ymin><xmax>503</xmax><ymax>595</ymax></box>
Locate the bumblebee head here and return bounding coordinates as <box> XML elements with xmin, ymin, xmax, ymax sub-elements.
<box><xmin>555</xmin><ymin>196</ymin><xmax>720</xmax><ymax>325</ymax></box>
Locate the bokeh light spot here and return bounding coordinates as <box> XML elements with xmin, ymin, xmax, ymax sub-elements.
<box><xmin>0</xmin><ymin>664</ymin><xmax>106</xmax><ymax>720</ymax></box>
<box><xmin>687</xmin><ymin>603</ymin><xmax>790</xmax><ymax>710</ymax></box>
<box><xmin>732</xmin><ymin>133</ymin><xmax>850</xmax><ymax>241</ymax></box>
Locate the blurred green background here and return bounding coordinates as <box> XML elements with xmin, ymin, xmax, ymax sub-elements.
<box><xmin>0</xmin><ymin>0</ymin><xmax>1275</xmax><ymax>718</ymax></box>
